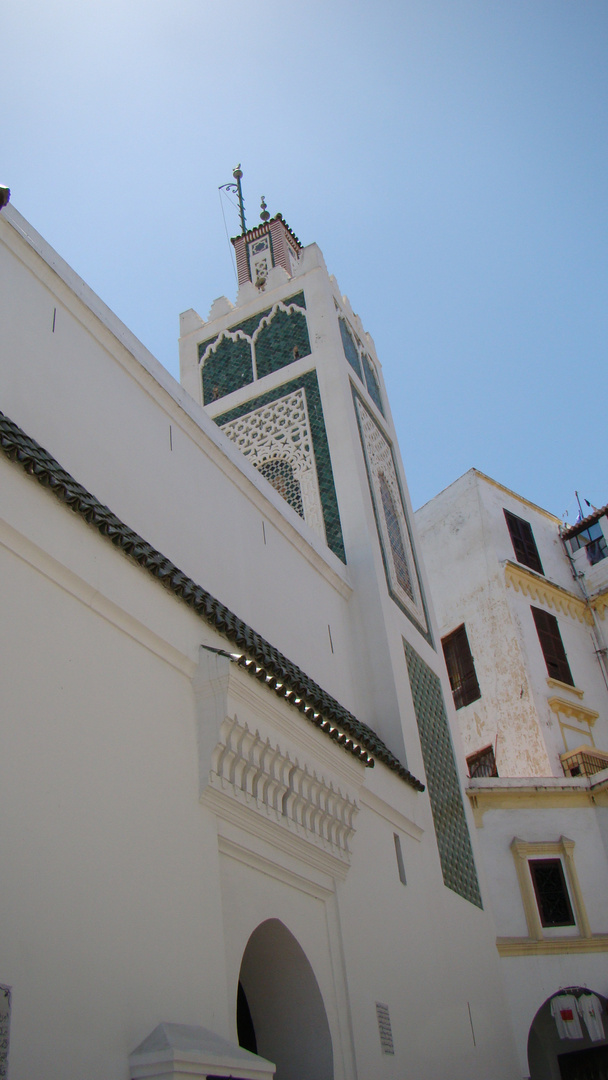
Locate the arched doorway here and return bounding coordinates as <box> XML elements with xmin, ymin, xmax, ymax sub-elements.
<box><xmin>236</xmin><ymin>918</ymin><xmax>334</xmax><ymax>1080</ymax></box>
<box><xmin>528</xmin><ymin>988</ymin><xmax>608</xmax><ymax>1080</ymax></box>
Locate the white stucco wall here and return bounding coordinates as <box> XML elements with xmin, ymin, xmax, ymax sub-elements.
<box><xmin>0</xmin><ymin>206</ymin><xmax>521</xmax><ymax>1079</ymax></box>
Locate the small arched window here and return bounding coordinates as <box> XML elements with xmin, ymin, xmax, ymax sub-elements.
<box><xmin>257</xmin><ymin>459</ymin><xmax>304</xmax><ymax>519</ymax></box>
<box><xmin>379</xmin><ymin>473</ymin><xmax>414</xmax><ymax>600</ymax></box>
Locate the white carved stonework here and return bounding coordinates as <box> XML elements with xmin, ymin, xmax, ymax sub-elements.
<box><xmin>208</xmin><ymin>716</ymin><xmax>358</xmax><ymax>865</ymax></box>
<box><xmin>355</xmin><ymin>395</ymin><xmax>428</xmax><ymax>633</ymax></box>
<box><xmin>248</xmin><ymin>235</ymin><xmax>271</xmax><ymax>284</ymax></box>
<box><xmin>220</xmin><ymin>389</ymin><xmax>326</xmax><ymax>540</ymax></box>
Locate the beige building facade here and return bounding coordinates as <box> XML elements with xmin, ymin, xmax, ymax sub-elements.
<box><xmin>416</xmin><ymin>469</ymin><xmax>608</xmax><ymax>1080</ymax></box>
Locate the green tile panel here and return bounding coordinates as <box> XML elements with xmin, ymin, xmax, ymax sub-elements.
<box><xmin>362</xmin><ymin>353</ymin><xmax>384</xmax><ymax>416</ymax></box>
<box><xmin>339</xmin><ymin>318</ymin><xmax>363</xmax><ymax>380</ymax></box>
<box><xmin>255</xmin><ymin>307</ymin><xmax>311</xmax><ymax>379</ymax></box>
<box><xmin>216</xmin><ymin>371</ymin><xmax>346</xmax><ymax>564</ymax></box>
<box><xmin>198</xmin><ymin>294</ymin><xmax>309</xmax><ymax>405</ymax></box>
<box><xmin>404</xmin><ymin>641</ymin><xmax>482</xmax><ymax>908</ymax></box>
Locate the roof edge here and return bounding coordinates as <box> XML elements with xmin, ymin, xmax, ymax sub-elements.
<box><xmin>0</xmin><ymin>407</ymin><xmax>424</xmax><ymax>792</ymax></box>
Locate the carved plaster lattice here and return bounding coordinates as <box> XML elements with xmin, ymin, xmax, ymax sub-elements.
<box><xmin>209</xmin><ymin>716</ymin><xmax>358</xmax><ymax>862</ymax></box>
<box><xmin>354</xmin><ymin>395</ymin><xmax>427</xmax><ymax>631</ymax></box>
<box><xmin>219</xmin><ymin>389</ymin><xmax>325</xmax><ymax>538</ymax></box>
<box><xmin>504</xmin><ymin>562</ymin><xmax>593</xmax><ymax>624</ymax></box>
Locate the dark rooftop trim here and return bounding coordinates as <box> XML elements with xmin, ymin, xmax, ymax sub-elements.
<box><xmin>0</xmin><ymin>408</ymin><xmax>424</xmax><ymax>791</ymax></box>
<box><xmin>232</xmin><ymin>213</ymin><xmax>303</xmax><ymax>250</ymax></box>
<box><xmin>561</xmin><ymin>504</ymin><xmax>608</xmax><ymax>541</ymax></box>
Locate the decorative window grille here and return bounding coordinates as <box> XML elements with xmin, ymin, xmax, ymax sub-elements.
<box><xmin>379</xmin><ymin>474</ymin><xmax>413</xmax><ymax>599</ymax></box>
<box><xmin>529</xmin><ymin>859</ymin><xmax>575</xmax><ymax>927</ymax></box>
<box><xmin>219</xmin><ymin>389</ymin><xmax>326</xmax><ymax>540</ymax></box>
<box><xmin>504</xmin><ymin>509</ymin><xmax>544</xmax><ymax>575</ymax></box>
<box><xmin>441</xmin><ymin>624</ymin><xmax>481</xmax><ymax>710</ymax></box>
<box><xmin>257</xmin><ymin>459</ymin><xmax>304</xmax><ymax>518</ymax></box>
<box><xmin>467</xmin><ymin>745</ymin><xmax>498</xmax><ymax>778</ymax></box>
<box><xmin>375</xmin><ymin>1003</ymin><xmax>395</xmax><ymax>1055</ymax></box>
<box><xmin>353</xmin><ymin>392</ymin><xmax>428</xmax><ymax>636</ymax></box>
<box><xmin>531</xmin><ymin>607</ymin><xmax>574</xmax><ymax>686</ymax></box>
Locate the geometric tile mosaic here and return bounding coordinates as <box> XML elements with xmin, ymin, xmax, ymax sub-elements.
<box><xmin>219</xmin><ymin>388</ymin><xmax>326</xmax><ymax>542</ymax></box>
<box><xmin>199</xmin><ymin>292</ymin><xmax>310</xmax><ymax>404</ymax></box>
<box><xmin>216</xmin><ymin>370</ymin><xmax>347</xmax><ymax>563</ymax></box>
<box><xmin>404</xmin><ymin>641</ymin><xmax>482</xmax><ymax>908</ymax></box>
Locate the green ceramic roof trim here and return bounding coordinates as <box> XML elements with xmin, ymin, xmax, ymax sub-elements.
<box><xmin>351</xmin><ymin>385</ymin><xmax>434</xmax><ymax>647</ymax></box>
<box><xmin>216</xmin><ymin>370</ymin><xmax>346</xmax><ymax>563</ymax></box>
<box><xmin>0</xmin><ymin>408</ymin><xmax>424</xmax><ymax>791</ymax></box>
<box><xmin>404</xmin><ymin>640</ymin><xmax>482</xmax><ymax>906</ymax></box>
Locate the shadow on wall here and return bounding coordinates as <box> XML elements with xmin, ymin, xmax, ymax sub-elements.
<box><xmin>237</xmin><ymin>918</ymin><xmax>334</xmax><ymax>1080</ymax></box>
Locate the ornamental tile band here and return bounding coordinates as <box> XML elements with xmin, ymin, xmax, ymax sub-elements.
<box><xmin>404</xmin><ymin>640</ymin><xmax>482</xmax><ymax>907</ymax></box>
<box><xmin>0</xmin><ymin>408</ymin><xmax>423</xmax><ymax>791</ymax></box>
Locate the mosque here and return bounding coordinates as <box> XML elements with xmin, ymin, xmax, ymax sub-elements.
<box><xmin>0</xmin><ymin>178</ymin><xmax>604</xmax><ymax>1080</ymax></box>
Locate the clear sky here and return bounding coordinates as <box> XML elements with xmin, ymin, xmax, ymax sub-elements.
<box><xmin>3</xmin><ymin>0</ymin><xmax>607</xmax><ymax>519</ymax></box>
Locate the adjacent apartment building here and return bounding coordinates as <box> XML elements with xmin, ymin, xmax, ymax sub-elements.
<box><xmin>416</xmin><ymin>469</ymin><xmax>608</xmax><ymax>1080</ymax></box>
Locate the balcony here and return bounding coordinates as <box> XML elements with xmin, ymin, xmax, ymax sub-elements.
<box><xmin>561</xmin><ymin>745</ymin><xmax>608</xmax><ymax>778</ymax></box>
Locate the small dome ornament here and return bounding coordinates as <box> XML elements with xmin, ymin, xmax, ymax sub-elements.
<box><xmin>260</xmin><ymin>196</ymin><xmax>270</xmax><ymax>222</ymax></box>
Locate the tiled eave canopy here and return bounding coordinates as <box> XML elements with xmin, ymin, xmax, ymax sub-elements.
<box><xmin>561</xmin><ymin>504</ymin><xmax>608</xmax><ymax>541</ymax></box>
<box><xmin>232</xmin><ymin>213</ymin><xmax>303</xmax><ymax>250</ymax></box>
<box><xmin>0</xmin><ymin>409</ymin><xmax>424</xmax><ymax>792</ymax></box>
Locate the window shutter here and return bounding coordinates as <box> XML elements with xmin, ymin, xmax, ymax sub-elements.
<box><xmin>504</xmin><ymin>509</ymin><xmax>544</xmax><ymax>575</ymax></box>
<box><xmin>442</xmin><ymin>625</ymin><xmax>481</xmax><ymax>710</ymax></box>
<box><xmin>531</xmin><ymin>607</ymin><xmax>574</xmax><ymax>685</ymax></box>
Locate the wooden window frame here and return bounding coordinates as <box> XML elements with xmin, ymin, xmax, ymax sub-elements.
<box><xmin>504</xmin><ymin>509</ymin><xmax>544</xmax><ymax>575</ymax></box>
<box><xmin>442</xmin><ymin>624</ymin><xmax>481</xmax><ymax>710</ymax></box>
<box><xmin>531</xmin><ymin>606</ymin><xmax>574</xmax><ymax>686</ymax></box>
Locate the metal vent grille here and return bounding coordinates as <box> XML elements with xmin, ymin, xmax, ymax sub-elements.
<box><xmin>376</xmin><ymin>1002</ymin><xmax>394</xmax><ymax>1055</ymax></box>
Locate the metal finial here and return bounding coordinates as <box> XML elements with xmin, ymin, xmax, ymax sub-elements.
<box><xmin>232</xmin><ymin>164</ymin><xmax>247</xmax><ymax>235</ymax></box>
<box><xmin>260</xmin><ymin>196</ymin><xmax>270</xmax><ymax>222</ymax></box>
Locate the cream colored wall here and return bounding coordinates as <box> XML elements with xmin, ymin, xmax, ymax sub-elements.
<box><xmin>416</xmin><ymin>470</ymin><xmax>608</xmax><ymax>777</ymax></box>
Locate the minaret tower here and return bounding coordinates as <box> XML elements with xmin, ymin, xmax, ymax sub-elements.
<box><xmin>179</xmin><ymin>175</ymin><xmax>481</xmax><ymax>909</ymax></box>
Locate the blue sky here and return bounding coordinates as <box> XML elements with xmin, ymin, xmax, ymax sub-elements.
<box><xmin>3</xmin><ymin>0</ymin><xmax>607</xmax><ymax>518</ymax></box>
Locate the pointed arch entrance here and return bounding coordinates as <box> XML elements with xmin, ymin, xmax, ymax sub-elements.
<box><xmin>528</xmin><ymin>988</ymin><xmax>608</xmax><ymax>1079</ymax></box>
<box><xmin>237</xmin><ymin>918</ymin><xmax>334</xmax><ymax>1080</ymax></box>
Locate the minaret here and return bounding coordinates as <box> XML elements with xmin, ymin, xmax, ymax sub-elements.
<box><xmin>179</xmin><ymin>176</ymin><xmax>482</xmax><ymax>909</ymax></box>
<box><xmin>179</xmin><ymin>183</ymin><xmax>430</xmax><ymax>743</ymax></box>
